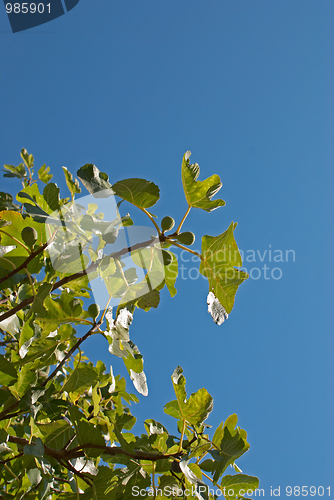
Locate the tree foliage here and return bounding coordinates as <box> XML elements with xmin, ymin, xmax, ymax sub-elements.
<box><xmin>0</xmin><ymin>149</ymin><xmax>257</xmax><ymax>498</ymax></box>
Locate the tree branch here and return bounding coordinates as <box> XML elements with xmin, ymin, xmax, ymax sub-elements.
<box><xmin>0</xmin><ymin>242</ymin><xmax>49</xmax><ymax>287</ymax></box>
<box><xmin>0</xmin><ymin>236</ymin><xmax>164</xmax><ymax>324</ymax></box>
<box><xmin>7</xmin><ymin>435</ymin><xmax>181</xmax><ymax>463</ymax></box>
<box><xmin>41</xmin><ymin>322</ymin><xmax>102</xmax><ymax>387</ymax></box>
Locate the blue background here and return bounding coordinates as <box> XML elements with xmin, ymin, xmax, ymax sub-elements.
<box><xmin>0</xmin><ymin>0</ymin><xmax>333</xmax><ymax>494</ymax></box>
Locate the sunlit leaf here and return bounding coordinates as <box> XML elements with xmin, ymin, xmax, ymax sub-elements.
<box><xmin>38</xmin><ymin>164</ymin><xmax>53</xmax><ymax>184</ymax></box>
<box><xmin>77</xmin><ymin>164</ymin><xmax>114</xmax><ymax>197</ymax></box>
<box><xmin>164</xmin><ymin>366</ymin><xmax>213</xmax><ymax>426</ymax></box>
<box><xmin>200</xmin><ymin>222</ymin><xmax>248</xmax><ymax>314</ymax></box>
<box><xmin>181</xmin><ymin>151</ymin><xmax>225</xmax><ymax>212</ymax></box>
<box><xmin>220</xmin><ymin>474</ymin><xmax>260</xmax><ymax>500</ymax></box>
<box><xmin>113</xmin><ymin>178</ymin><xmax>160</xmax><ymax>208</ymax></box>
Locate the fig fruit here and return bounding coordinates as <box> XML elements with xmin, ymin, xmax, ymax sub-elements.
<box><xmin>21</xmin><ymin>227</ymin><xmax>38</xmax><ymax>248</ymax></box>
<box><xmin>175</xmin><ymin>231</ymin><xmax>195</xmax><ymax>246</ymax></box>
<box><xmin>88</xmin><ymin>303</ymin><xmax>100</xmax><ymax>320</ymax></box>
<box><xmin>161</xmin><ymin>216</ymin><xmax>175</xmax><ymax>232</ymax></box>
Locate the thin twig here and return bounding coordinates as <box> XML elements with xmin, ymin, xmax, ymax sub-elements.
<box><xmin>41</xmin><ymin>322</ymin><xmax>102</xmax><ymax>387</ymax></box>
<box><xmin>176</xmin><ymin>205</ymin><xmax>191</xmax><ymax>234</ymax></box>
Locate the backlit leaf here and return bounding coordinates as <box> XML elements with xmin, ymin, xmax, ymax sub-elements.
<box><xmin>200</xmin><ymin>222</ymin><xmax>248</xmax><ymax>314</ymax></box>
<box><xmin>181</xmin><ymin>151</ymin><xmax>225</xmax><ymax>212</ymax></box>
<box><xmin>113</xmin><ymin>178</ymin><xmax>160</xmax><ymax>208</ymax></box>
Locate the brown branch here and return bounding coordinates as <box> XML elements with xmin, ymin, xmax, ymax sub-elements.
<box><xmin>0</xmin><ymin>340</ymin><xmax>18</xmax><ymax>346</ymax></box>
<box><xmin>0</xmin><ymin>242</ymin><xmax>49</xmax><ymax>287</ymax></box>
<box><xmin>7</xmin><ymin>435</ymin><xmax>181</xmax><ymax>463</ymax></box>
<box><xmin>0</xmin><ymin>452</ymin><xmax>23</xmax><ymax>464</ymax></box>
<box><xmin>58</xmin><ymin>458</ymin><xmax>92</xmax><ymax>487</ymax></box>
<box><xmin>0</xmin><ymin>401</ymin><xmax>20</xmax><ymax>421</ymax></box>
<box><xmin>41</xmin><ymin>321</ymin><xmax>102</xmax><ymax>387</ymax></box>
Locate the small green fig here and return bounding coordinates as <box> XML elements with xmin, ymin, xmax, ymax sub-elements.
<box><xmin>161</xmin><ymin>216</ymin><xmax>175</xmax><ymax>232</ymax></box>
<box><xmin>21</xmin><ymin>226</ymin><xmax>38</xmax><ymax>248</ymax></box>
<box><xmin>175</xmin><ymin>231</ymin><xmax>195</xmax><ymax>246</ymax></box>
<box><xmin>88</xmin><ymin>303</ymin><xmax>100</xmax><ymax>320</ymax></box>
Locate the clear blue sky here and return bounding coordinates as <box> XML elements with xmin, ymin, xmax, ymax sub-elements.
<box><xmin>1</xmin><ymin>0</ymin><xmax>333</xmax><ymax>494</ymax></box>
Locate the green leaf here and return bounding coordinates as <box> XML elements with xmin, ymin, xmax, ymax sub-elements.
<box><xmin>112</xmin><ymin>178</ymin><xmax>160</xmax><ymax>208</ymax></box>
<box><xmin>43</xmin><ymin>183</ymin><xmax>60</xmax><ymax>211</ymax></box>
<box><xmin>19</xmin><ymin>319</ymin><xmax>39</xmax><ymax>358</ymax></box>
<box><xmin>0</xmin><ymin>355</ymin><xmax>17</xmax><ymax>386</ymax></box>
<box><xmin>136</xmin><ymin>289</ymin><xmax>160</xmax><ymax>310</ymax></box>
<box><xmin>38</xmin><ymin>164</ymin><xmax>53</xmax><ymax>184</ymax></box>
<box><xmin>36</xmin><ymin>420</ymin><xmax>73</xmax><ymax>450</ymax></box>
<box><xmin>68</xmin><ymin>406</ymin><xmax>105</xmax><ymax>457</ymax></box>
<box><xmin>62</xmin><ymin>366</ymin><xmax>100</xmax><ymax>397</ymax></box>
<box><xmin>208</xmin><ymin>414</ymin><xmax>250</xmax><ymax>483</ymax></box>
<box><xmin>200</xmin><ymin>222</ymin><xmax>248</xmax><ymax>314</ymax></box>
<box><xmin>164</xmin><ymin>250</ymin><xmax>178</xmax><ymax>297</ymax></box>
<box><xmin>0</xmin><ymin>192</ymin><xmax>19</xmax><ymax>211</ymax></box>
<box><xmin>11</xmin><ymin>364</ymin><xmax>37</xmax><ymax>398</ymax></box>
<box><xmin>220</xmin><ymin>474</ymin><xmax>260</xmax><ymax>499</ymax></box>
<box><xmin>24</xmin><ymin>437</ymin><xmax>44</xmax><ymax>458</ymax></box>
<box><xmin>3</xmin><ymin>163</ymin><xmax>26</xmax><ymax>179</ymax></box>
<box><xmin>181</xmin><ymin>151</ymin><xmax>225</xmax><ymax>212</ymax></box>
<box><xmin>27</xmin><ymin>468</ymin><xmax>42</xmax><ymax>486</ymax></box>
<box><xmin>164</xmin><ymin>366</ymin><xmax>213</xmax><ymax>426</ymax></box>
<box><xmin>20</xmin><ymin>148</ymin><xmax>34</xmax><ymax>170</ymax></box>
<box><xmin>77</xmin><ymin>164</ymin><xmax>114</xmax><ymax>197</ymax></box>
<box><xmin>62</xmin><ymin>166</ymin><xmax>81</xmax><ymax>198</ymax></box>
<box><xmin>80</xmin><ymin>466</ymin><xmax>120</xmax><ymax>499</ymax></box>
<box><xmin>0</xmin><ymin>313</ymin><xmax>20</xmax><ymax>336</ymax></box>
<box><xmin>26</xmin><ymin>283</ymin><xmax>53</xmax><ymax>320</ymax></box>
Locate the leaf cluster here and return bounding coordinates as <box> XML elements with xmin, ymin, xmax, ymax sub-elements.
<box><xmin>0</xmin><ymin>149</ymin><xmax>257</xmax><ymax>497</ymax></box>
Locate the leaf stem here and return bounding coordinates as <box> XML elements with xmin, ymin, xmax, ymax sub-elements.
<box><xmin>168</xmin><ymin>239</ymin><xmax>202</xmax><ymax>259</ymax></box>
<box><xmin>25</xmin><ymin>268</ymin><xmax>36</xmax><ymax>297</ymax></box>
<box><xmin>115</xmin><ymin>258</ymin><xmax>129</xmax><ymax>290</ymax></box>
<box><xmin>0</xmin><ymin>229</ymin><xmax>29</xmax><ymax>253</ymax></box>
<box><xmin>100</xmin><ymin>294</ymin><xmax>112</xmax><ymax>323</ymax></box>
<box><xmin>178</xmin><ymin>420</ymin><xmax>186</xmax><ymax>453</ymax></box>
<box><xmin>0</xmin><ymin>256</ymin><xmax>16</xmax><ymax>270</ymax></box>
<box><xmin>176</xmin><ymin>205</ymin><xmax>191</xmax><ymax>234</ymax></box>
<box><xmin>140</xmin><ymin>208</ymin><xmax>161</xmax><ymax>235</ymax></box>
